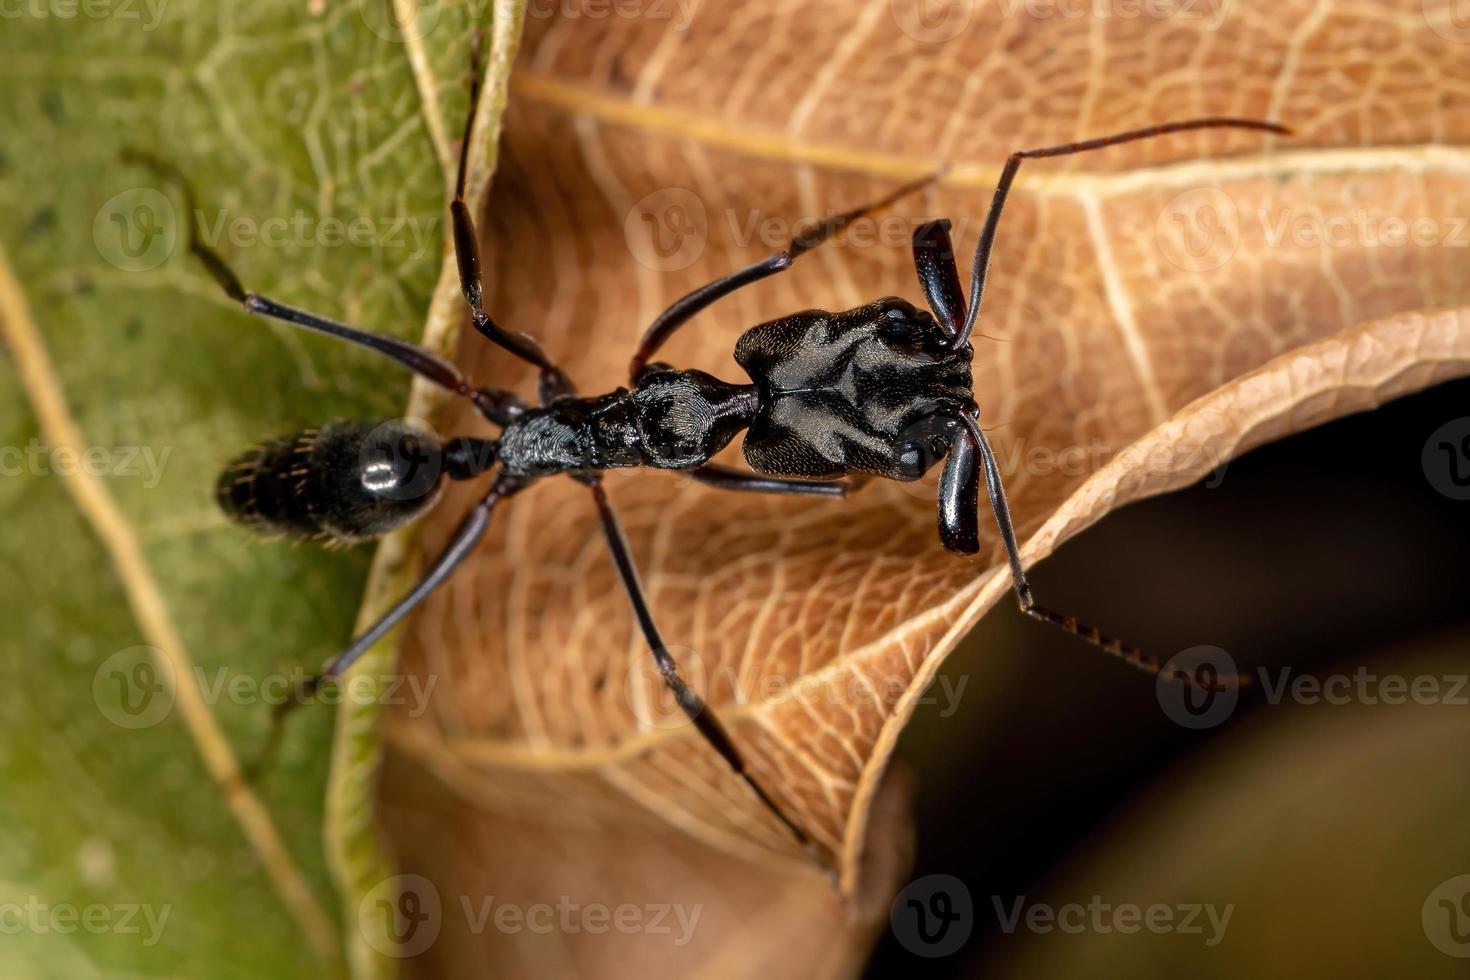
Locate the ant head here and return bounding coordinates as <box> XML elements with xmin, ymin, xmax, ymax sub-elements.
<box><xmin>888</xmin><ymin>409</ymin><xmax>973</xmax><ymax>482</ymax></box>
<box><xmin>870</xmin><ymin>296</ymin><xmax>965</xmax><ymax>360</ymax></box>
<box><xmin>735</xmin><ymin>298</ymin><xmax>975</xmax><ymax>481</ymax></box>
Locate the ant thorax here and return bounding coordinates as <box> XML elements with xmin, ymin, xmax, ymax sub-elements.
<box><xmin>494</xmin><ymin>368</ymin><xmax>756</xmax><ymax>477</ymax></box>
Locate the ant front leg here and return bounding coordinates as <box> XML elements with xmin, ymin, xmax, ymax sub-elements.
<box><xmin>584</xmin><ymin>477</ymin><xmax>817</xmax><ymax>854</ymax></box>
<box><xmin>628</xmin><ymin>168</ymin><xmax>947</xmax><ymax>379</ymax></box>
<box><xmin>943</xmin><ymin>413</ymin><xmax>1250</xmax><ymax>692</ymax></box>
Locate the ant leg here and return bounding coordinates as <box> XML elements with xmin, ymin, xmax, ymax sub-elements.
<box><xmin>120</xmin><ymin>149</ymin><xmax>525</xmax><ymax>426</ymax></box>
<box><xmin>629</xmin><ymin>168</ymin><xmax>947</xmax><ymax>379</ymax></box>
<box><xmin>951</xmin><ymin>413</ymin><xmax>1249</xmax><ymax>691</ymax></box>
<box><xmin>950</xmin><ymin>117</ymin><xmax>1290</xmax><ymax>349</ymax></box>
<box><xmin>688</xmin><ymin>464</ymin><xmax>868</xmax><ymax>497</ymax></box>
<box><xmin>586</xmin><ymin>478</ymin><xmax>814</xmax><ymax>850</ymax></box>
<box><xmin>452</xmin><ymin>35</ymin><xmax>573</xmax><ymax>403</ymax></box>
<box><xmin>251</xmin><ymin>474</ymin><xmax>525</xmax><ymax>775</ymax></box>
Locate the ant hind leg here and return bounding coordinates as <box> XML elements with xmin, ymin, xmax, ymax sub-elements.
<box><xmin>248</xmin><ymin>475</ymin><xmax>525</xmax><ymax>779</ymax></box>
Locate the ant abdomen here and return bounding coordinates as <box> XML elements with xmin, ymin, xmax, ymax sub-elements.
<box><xmin>216</xmin><ymin>419</ymin><xmax>455</xmax><ymax>544</ymax></box>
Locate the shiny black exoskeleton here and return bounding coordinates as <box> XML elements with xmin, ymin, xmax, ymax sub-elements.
<box><xmin>492</xmin><ymin>295</ymin><xmax>974</xmax><ymax>483</ymax></box>
<box><xmin>415</xmin><ymin>282</ymin><xmax>985</xmax><ymax>561</ymax></box>
<box><xmin>131</xmin><ymin>81</ymin><xmax>1286</xmax><ymax>862</ymax></box>
<box><xmin>221</xmin><ymin>295</ymin><xmax>975</xmax><ymax>546</ymax></box>
<box><xmin>737</xmin><ymin>298</ymin><xmax>974</xmax><ymax>480</ymax></box>
<box><xmin>216</xmin><ymin>420</ymin><xmax>496</xmax><ymax>542</ymax></box>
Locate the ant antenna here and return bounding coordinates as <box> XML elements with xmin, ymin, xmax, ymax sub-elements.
<box><xmin>951</xmin><ymin>117</ymin><xmax>1292</xmax><ymax>350</ymax></box>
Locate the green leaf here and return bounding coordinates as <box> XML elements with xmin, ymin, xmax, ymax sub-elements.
<box><xmin>0</xmin><ymin>2</ymin><xmax>526</xmax><ymax>976</ymax></box>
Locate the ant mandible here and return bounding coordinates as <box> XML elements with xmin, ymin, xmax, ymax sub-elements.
<box><xmin>128</xmin><ymin>49</ymin><xmax>1288</xmax><ymax>850</ymax></box>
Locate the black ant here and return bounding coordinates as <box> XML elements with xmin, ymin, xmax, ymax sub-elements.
<box><xmin>127</xmin><ymin>54</ymin><xmax>1288</xmax><ymax>850</ymax></box>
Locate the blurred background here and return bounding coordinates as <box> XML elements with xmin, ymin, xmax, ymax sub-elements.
<box><xmin>872</xmin><ymin>374</ymin><xmax>1470</xmax><ymax>976</ymax></box>
<box><xmin>5</xmin><ymin>0</ymin><xmax>1470</xmax><ymax>976</ymax></box>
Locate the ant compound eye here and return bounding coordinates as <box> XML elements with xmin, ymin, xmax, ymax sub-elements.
<box><xmin>881</xmin><ymin>310</ymin><xmax>915</xmax><ymax>340</ymax></box>
<box><xmin>895</xmin><ymin>441</ymin><xmax>926</xmax><ymax>480</ymax></box>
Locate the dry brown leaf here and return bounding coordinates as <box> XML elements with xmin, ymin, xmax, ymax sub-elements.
<box><xmin>375</xmin><ymin>0</ymin><xmax>1470</xmax><ymax>972</ymax></box>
